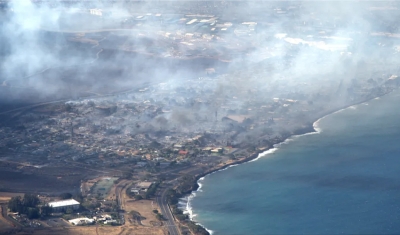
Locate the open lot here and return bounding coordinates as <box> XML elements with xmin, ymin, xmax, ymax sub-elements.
<box><xmin>123</xmin><ymin>199</ymin><xmax>159</xmax><ymax>227</ymax></box>
<box><xmin>10</xmin><ymin>226</ymin><xmax>165</xmax><ymax>235</ymax></box>
<box><xmin>91</xmin><ymin>177</ymin><xmax>118</xmax><ymax>199</ymax></box>
<box><xmin>44</xmin><ymin>218</ymin><xmax>71</xmax><ymax>228</ymax></box>
<box><xmin>0</xmin><ymin>193</ymin><xmax>21</xmax><ymax>232</ymax></box>
<box><xmin>0</xmin><ymin>166</ymin><xmax>88</xmax><ymax>194</ymax></box>
<box><xmin>0</xmin><ymin>204</ymin><xmax>15</xmax><ymax>232</ymax></box>
<box><xmin>0</xmin><ymin>192</ymin><xmax>23</xmax><ymax>202</ymax></box>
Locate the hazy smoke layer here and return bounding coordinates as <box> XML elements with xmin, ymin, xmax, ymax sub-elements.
<box><xmin>0</xmin><ymin>1</ymin><xmax>399</xmax><ymax>106</ymax></box>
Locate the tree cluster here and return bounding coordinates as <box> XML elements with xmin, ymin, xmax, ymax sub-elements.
<box><xmin>7</xmin><ymin>194</ymin><xmax>48</xmax><ymax>219</ymax></box>
<box><xmin>145</xmin><ymin>182</ymin><xmax>160</xmax><ymax>199</ymax></box>
<box><xmin>60</xmin><ymin>192</ymin><xmax>73</xmax><ymax>199</ymax></box>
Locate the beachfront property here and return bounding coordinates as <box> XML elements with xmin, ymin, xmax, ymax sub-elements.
<box><xmin>48</xmin><ymin>199</ymin><xmax>80</xmax><ymax>212</ymax></box>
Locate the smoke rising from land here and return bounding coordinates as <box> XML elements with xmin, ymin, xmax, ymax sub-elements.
<box><xmin>1</xmin><ymin>1</ymin><xmax>400</xmax><ymax>136</ymax></box>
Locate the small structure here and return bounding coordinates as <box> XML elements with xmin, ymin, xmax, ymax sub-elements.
<box><xmin>211</xmin><ymin>148</ymin><xmax>223</xmax><ymax>153</ymax></box>
<box><xmin>130</xmin><ymin>181</ymin><xmax>153</xmax><ymax>194</ymax></box>
<box><xmin>130</xmin><ymin>188</ymin><xmax>140</xmax><ymax>194</ymax></box>
<box><xmin>222</xmin><ymin>115</ymin><xmax>252</xmax><ymax>124</ymax></box>
<box><xmin>96</xmin><ymin>214</ymin><xmax>112</xmax><ymax>222</ymax></box>
<box><xmin>104</xmin><ymin>220</ymin><xmax>117</xmax><ymax>224</ymax></box>
<box><xmin>69</xmin><ymin>217</ymin><xmax>94</xmax><ymax>226</ymax></box>
<box><xmin>137</xmin><ymin>182</ymin><xmax>153</xmax><ymax>191</ymax></box>
<box><xmin>49</xmin><ymin>199</ymin><xmax>80</xmax><ymax>212</ymax></box>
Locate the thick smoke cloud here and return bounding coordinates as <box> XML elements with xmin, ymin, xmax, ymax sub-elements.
<box><xmin>1</xmin><ymin>0</ymin><xmax>399</xmax><ymax>133</ymax></box>
<box><xmin>2</xmin><ymin>1</ymin><xmax>61</xmax><ymax>79</ymax></box>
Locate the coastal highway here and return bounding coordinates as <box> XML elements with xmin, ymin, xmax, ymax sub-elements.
<box><xmin>156</xmin><ymin>186</ymin><xmax>180</xmax><ymax>235</ymax></box>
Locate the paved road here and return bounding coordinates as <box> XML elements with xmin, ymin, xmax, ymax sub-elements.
<box><xmin>0</xmin><ymin>204</ymin><xmax>18</xmax><ymax>228</ymax></box>
<box><xmin>115</xmin><ymin>180</ymin><xmax>129</xmax><ymax>225</ymax></box>
<box><xmin>156</xmin><ymin>187</ymin><xmax>180</xmax><ymax>235</ymax></box>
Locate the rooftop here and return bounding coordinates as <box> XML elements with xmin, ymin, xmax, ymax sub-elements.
<box><xmin>49</xmin><ymin>199</ymin><xmax>80</xmax><ymax>208</ymax></box>
<box><xmin>137</xmin><ymin>181</ymin><xmax>153</xmax><ymax>189</ymax></box>
<box><xmin>223</xmin><ymin>115</ymin><xmax>251</xmax><ymax>123</ymax></box>
<box><xmin>69</xmin><ymin>217</ymin><xmax>94</xmax><ymax>225</ymax></box>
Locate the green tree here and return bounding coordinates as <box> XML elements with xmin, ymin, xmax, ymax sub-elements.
<box><xmin>73</xmin><ymin>193</ymin><xmax>84</xmax><ymax>203</ymax></box>
<box><xmin>27</xmin><ymin>208</ymin><xmax>40</xmax><ymax>219</ymax></box>
<box><xmin>123</xmin><ymin>171</ymin><xmax>133</xmax><ymax>179</ymax></box>
<box><xmin>176</xmin><ymin>214</ymin><xmax>188</xmax><ymax>221</ymax></box>
<box><xmin>8</xmin><ymin>194</ymin><xmax>40</xmax><ymax>215</ymax></box>
<box><xmin>60</xmin><ymin>193</ymin><xmax>73</xmax><ymax>199</ymax></box>
<box><xmin>145</xmin><ymin>182</ymin><xmax>159</xmax><ymax>199</ymax></box>
<box><xmin>155</xmin><ymin>213</ymin><xmax>165</xmax><ymax>221</ymax></box>
<box><xmin>66</xmin><ymin>208</ymin><xmax>73</xmax><ymax>214</ymax></box>
<box><xmin>8</xmin><ymin>196</ymin><xmax>22</xmax><ymax>213</ymax></box>
<box><xmin>23</xmin><ymin>194</ymin><xmax>40</xmax><ymax>208</ymax></box>
<box><xmin>41</xmin><ymin>205</ymin><xmax>53</xmax><ymax>216</ymax></box>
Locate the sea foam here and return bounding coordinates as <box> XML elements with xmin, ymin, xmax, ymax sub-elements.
<box><xmin>180</xmin><ymin>177</ymin><xmax>206</xmax><ymax>220</ymax></box>
<box><xmin>249</xmin><ymin>147</ymin><xmax>278</xmax><ymax>162</ymax></box>
<box><xmin>178</xmin><ymin>177</ymin><xmax>217</xmax><ymax>235</ymax></box>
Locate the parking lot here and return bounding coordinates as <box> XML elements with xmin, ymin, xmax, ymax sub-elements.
<box><xmin>44</xmin><ymin>218</ymin><xmax>71</xmax><ymax>227</ymax></box>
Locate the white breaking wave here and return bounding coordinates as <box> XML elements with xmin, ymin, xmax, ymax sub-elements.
<box><xmin>313</xmin><ymin>118</ymin><xmax>323</xmax><ymax>133</ymax></box>
<box><xmin>180</xmin><ymin>177</ymin><xmax>206</xmax><ymax>220</ymax></box>
<box><xmin>184</xmin><ymin>193</ymin><xmax>197</xmax><ymax>219</ymax></box>
<box><xmin>249</xmin><ymin>147</ymin><xmax>278</xmax><ymax>162</ymax></box>
<box><xmin>197</xmin><ymin>223</ymin><xmax>214</xmax><ymax>235</ymax></box>
<box><xmin>178</xmin><ymin>177</ymin><xmax>215</xmax><ymax>234</ymax></box>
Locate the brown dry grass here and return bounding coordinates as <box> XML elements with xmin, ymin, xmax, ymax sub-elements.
<box><xmin>0</xmin><ymin>182</ymin><xmax>166</xmax><ymax>235</ymax></box>
<box><xmin>123</xmin><ymin>199</ymin><xmax>159</xmax><ymax>226</ymax></box>
<box><xmin>0</xmin><ymin>193</ymin><xmax>25</xmax><ymax>231</ymax></box>
<box><xmin>106</xmin><ymin>179</ymin><xmax>130</xmax><ymax>201</ymax></box>
<box><xmin>97</xmin><ymin>226</ymin><xmax>164</xmax><ymax>235</ymax></box>
<box><xmin>0</xmin><ymin>192</ymin><xmax>23</xmax><ymax>202</ymax></box>
<box><xmin>11</xmin><ymin>225</ymin><xmax>165</xmax><ymax>235</ymax></box>
<box><xmin>0</xmin><ymin>196</ymin><xmax>12</xmax><ymax>202</ymax></box>
<box><xmin>115</xmin><ymin>180</ymin><xmax>160</xmax><ymax>227</ymax></box>
<box><xmin>0</xmin><ymin>205</ymin><xmax>14</xmax><ymax>230</ymax></box>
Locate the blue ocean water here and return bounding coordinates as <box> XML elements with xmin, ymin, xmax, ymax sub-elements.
<box><xmin>185</xmin><ymin>90</ymin><xmax>400</xmax><ymax>235</ymax></box>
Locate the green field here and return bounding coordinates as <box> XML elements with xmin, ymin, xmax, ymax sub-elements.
<box><xmin>91</xmin><ymin>177</ymin><xmax>118</xmax><ymax>199</ymax></box>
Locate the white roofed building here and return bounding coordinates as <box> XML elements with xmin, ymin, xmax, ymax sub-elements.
<box><xmin>69</xmin><ymin>217</ymin><xmax>94</xmax><ymax>225</ymax></box>
<box><xmin>49</xmin><ymin>199</ymin><xmax>80</xmax><ymax>212</ymax></box>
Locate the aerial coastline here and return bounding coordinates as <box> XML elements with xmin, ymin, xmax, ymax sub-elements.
<box><xmin>183</xmin><ymin>88</ymin><xmax>398</xmax><ymax>233</ymax></box>
<box><xmin>2</xmin><ymin>1</ymin><xmax>400</xmax><ymax>235</ymax></box>
<box><xmin>185</xmin><ymin>88</ymin><xmax>400</xmax><ymax>235</ymax></box>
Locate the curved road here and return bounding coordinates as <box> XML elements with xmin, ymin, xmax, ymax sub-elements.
<box><xmin>156</xmin><ymin>186</ymin><xmax>180</xmax><ymax>235</ymax></box>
